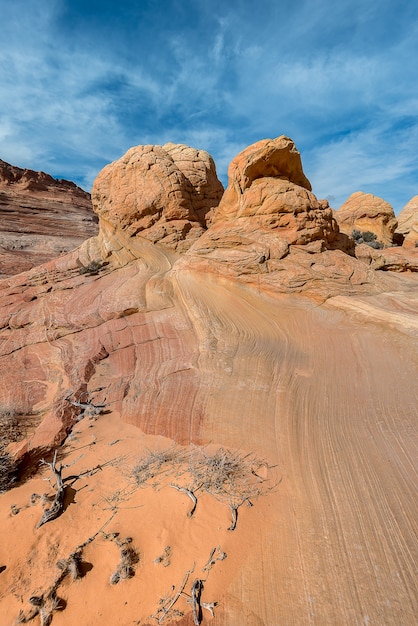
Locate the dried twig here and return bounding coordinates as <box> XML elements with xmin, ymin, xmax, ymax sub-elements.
<box><xmin>202</xmin><ymin>546</ymin><xmax>227</xmax><ymax>573</ymax></box>
<box><xmin>169</xmin><ymin>484</ymin><xmax>197</xmax><ymax>517</ymax></box>
<box><xmin>153</xmin><ymin>565</ymin><xmax>195</xmax><ymax>624</ymax></box>
<box><xmin>228</xmin><ymin>504</ymin><xmax>238</xmax><ymax>531</ymax></box>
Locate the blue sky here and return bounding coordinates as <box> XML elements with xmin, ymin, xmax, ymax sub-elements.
<box><xmin>1</xmin><ymin>0</ymin><xmax>417</xmax><ymax>212</ymax></box>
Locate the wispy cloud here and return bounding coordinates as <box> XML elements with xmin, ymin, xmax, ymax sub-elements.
<box><xmin>0</xmin><ymin>0</ymin><xmax>417</xmax><ymax>210</ymax></box>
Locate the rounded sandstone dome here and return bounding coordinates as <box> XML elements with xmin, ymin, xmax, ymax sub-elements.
<box><xmin>335</xmin><ymin>191</ymin><xmax>397</xmax><ymax>247</ymax></box>
<box><xmin>396</xmin><ymin>195</ymin><xmax>418</xmax><ymax>248</ymax></box>
<box><xmin>211</xmin><ymin>136</ymin><xmax>336</xmax><ymax>247</ymax></box>
<box><xmin>92</xmin><ymin>143</ymin><xmax>224</xmax><ymax>252</ymax></box>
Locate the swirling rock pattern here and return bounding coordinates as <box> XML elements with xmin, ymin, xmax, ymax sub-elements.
<box><xmin>0</xmin><ymin>139</ymin><xmax>417</xmax><ymax>626</ymax></box>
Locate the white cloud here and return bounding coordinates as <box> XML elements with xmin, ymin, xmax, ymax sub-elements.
<box><xmin>306</xmin><ymin>120</ymin><xmax>418</xmax><ymax>212</ymax></box>
<box><xmin>0</xmin><ymin>0</ymin><xmax>417</xmax><ymax>209</ymax></box>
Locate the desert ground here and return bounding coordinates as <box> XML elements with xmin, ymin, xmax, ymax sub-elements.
<box><xmin>1</xmin><ymin>267</ymin><xmax>417</xmax><ymax>625</ymax></box>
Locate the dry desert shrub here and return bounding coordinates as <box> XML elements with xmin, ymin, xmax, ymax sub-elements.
<box><xmin>187</xmin><ymin>446</ymin><xmax>268</xmax><ymax>506</ymax></box>
<box><xmin>109</xmin><ymin>536</ymin><xmax>140</xmax><ymax>584</ymax></box>
<box><xmin>0</xmin><ymin>404</ymin><xmax>25</xmax><ymax>492</ymax></box>
<box><xmin>132</xmin><ymin>445</ymin><xmax>186</xmax><ymax>488</ymax></box>
<box><xmin>132</xmin><ymin>443</ymin><xmax>273</xmax><ymax>528</ymax></box>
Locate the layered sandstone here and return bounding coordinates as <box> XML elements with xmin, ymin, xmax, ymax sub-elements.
<box><xmin>0</xmin><ymin>140</ymin><xmax>417</xmax><ymax>626</ymax></box>
<box><xmin>355</xmin><ymin>242</ymin><xmax>418</xmax><ymax>272</ymax></box>
<box><xmin>0</xmin><ymin>159</ymin><xmax>98</xmax><ymax>277</ymax></box>
<box><xmin>335</xmin><ymin>191</ymin><xmax>397</xmax><ymax>246</ymax></box>
<box><xmin>396</xmin><ymin>195</ymin><xmax>418</xmax><ymax>248</ymax></box>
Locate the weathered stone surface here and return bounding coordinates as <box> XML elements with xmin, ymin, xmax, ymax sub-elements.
<box><xmin>355</xmin><ymin>242</ymin><xmax>418</xmax><ymax>272</ymax></box>
<box><xmin>335</xmin><ymin>191</ymin><xmax>397</xmax><ymax>246</ymax></box>
<box><xmin>0</xmin><ymin>159</ymin><xmax>97</xmax><ymax>277</ymax></box>
<box><xmin>92</xmin><ymin>143</ymin><xmax>223</xmax><ymax>253</ymax></box>
<box><xmin>396</xmin><ymin>195</ymin><xmax>418</xmax><ymax>248</ymax></box>
<box><xmin>180</xmin><ymin>138</ymin><xmax>392</xmax><ymax>299</ymax></box>
<box><xmin>1</xmin><ymin>140</ymin><xmax>418</xmax><ymax>626</ymax></box>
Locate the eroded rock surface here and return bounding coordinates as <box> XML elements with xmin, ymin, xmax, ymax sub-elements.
<box><xmin>396</xmin><ymin>195</ymin><xmax>418</xmax><ymax>248</ymax></box>
<box><xmin>92</xmin><ymin>143</ymin><xmax>224</xmax><ymax>254</ymax></box>
<box><xmin>355</xmin><ymin>242</ymin><xmax>418</xmax><ymax>272</ymax></box>
<box><xmin>180</xmin><ymin>137</ymin><xmax>394</xmax><ymax>299</ymax></box>
<box><xmin>0</xmin><ymin>139</ymin><xmax>417</xmax><ymax>626</ymax></box>
<box><xmin>0</xmin><ymin>159</ymin><xmax>97</xmax><ymax>277</ymax></box>
<box><xmin>335</xmin><ymin>191</ymin><xmax>397</xmax><ymax>246</ymax></box>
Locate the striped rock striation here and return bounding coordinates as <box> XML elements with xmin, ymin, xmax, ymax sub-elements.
<box><xmin>0</xmin><ymin>139</ymin><xmax>417</xmax><ymax>626</ymax></box>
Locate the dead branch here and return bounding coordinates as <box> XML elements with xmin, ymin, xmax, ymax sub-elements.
<box><xmin>201</xmin><ymin>601</ymin><xmax>217</xmax><ymax>618</ymax></box>
<box><xmin>169</xmin><ymin>484</ymin><xmax>197</xmax><ymax>517</ymax></box>
<box><xmin>153</xmin><ymin>565</ymin><xmax>195</xmax><ymax>624</ymax></box>
<box><xmin>36</xmin><ymin>451</ymin><xmax>65</xmax><ymax>529</ymax></box>
<box><xmin>202</xmin><ymin>546</ymin><xmax>227</xmax><ymax>573</ymax></box>
<box><xmin>227</xmin><ymin>504</ymin><xmax>238</xmax><ymax>531</ymax></box>
<box><xmin>65</xmin><ymin>396</ymin><xmax>108</xmax><ymax>421</ymax></box>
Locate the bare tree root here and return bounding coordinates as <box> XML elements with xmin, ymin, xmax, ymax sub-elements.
<box><xmin>16</xmin><ymin>516</ymin><xmax>116</xmax><ymax>625</ymax></box>
<box><xmin>181</xmin><ymin>578</ymin><xmax>218</xmax><ymax>625</ymax></box>
<box><xmin>65</xmin><ymin>396</ymin><xmax>108</xmax><ymax>422</ymax></box>
<box><xmin>190</xmin><ymin>579</ymin><xmax>203</xmax><ymax>625</ymax></box>
<box><xmin>227</xmin><ymin>504</ymin><xmax>238</xmax><ymax>531</ymax></box>
<box><xmin>36</xmin><ymin>453</ymin><xmax>120</xmax><ymax>529</ymax></box>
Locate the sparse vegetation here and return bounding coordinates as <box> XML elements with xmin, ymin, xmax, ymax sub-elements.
<box><xmin>352</xmin><ymin>229</ymin><xmax>384</xmax><ymax>249</ymax></box>
<box><xmin>108</xmin><ymin>536</ymin><xmax>140</xmax><ymax>584</ymax></box>
<box><xmin>78</xmin><ymin>259</ymin><xmax>107</xmax><ymax>275</ymax></box>
<box><xmin>154</xmin><ymin>545</ymin><xmax>172</xmax><ymax>567</ymax></box>
<box><xmin>0</xmin><ymin>405</ymin><xmax>26</xmax><ymax>492</ymax></box>
<box><xmin>132</xmin><ymin>444</ymin><xmax>273</xmax><ymax>530</ymax></box>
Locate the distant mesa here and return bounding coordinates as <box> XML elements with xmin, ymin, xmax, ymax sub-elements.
<box><xmin>0</xmin><ymin>158</ymin><xmax>89</xmax><ymax>195</ymax></box>
<box><xmin>0</xmin><ymin>158</ymin><xmax>97</xmax><ymax>278</ymax></box>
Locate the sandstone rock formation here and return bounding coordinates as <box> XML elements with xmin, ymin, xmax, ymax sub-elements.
<box><xmin>0</xmin><ymin>159</ymin><xmax>98</xmax><ymax>278</ymax></box>
<box><xmin>355</xmin><ymin>241</ymin><xmax>418</xmax><ymax>272</ymax></box>
<box><xmin>335</xmin><ymin>191</ymin><xmax>397</xmax><ymax>246</ymax></box>
<box><xmin>92</xmin><ymin>143</ymin><xmax>223</xmax><ymax>254</ymax></box>
<box><xmin>179</xmin><ymin>137</ymin><xmax>393</xmax><ymax>300</ymax></box>
<box><xmin>396</xmin><ymin>195</ymin><xmax>418</xmax><ymax>248</ymax></box>
<box><xmin>0</xmin><ymin>139</ymin><xmax>417</xmax><ymax>626</ymax></box>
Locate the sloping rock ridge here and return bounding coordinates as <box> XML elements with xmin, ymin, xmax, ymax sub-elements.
<box><xmin>0</xmin><ymin>139</ymin><xmax>417</xmax><ymax>626</ymax></box>
<box><xmin>0</xmin><ymin>159</ymin><xmax>98</xmax><ymax>277</ymax></box>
